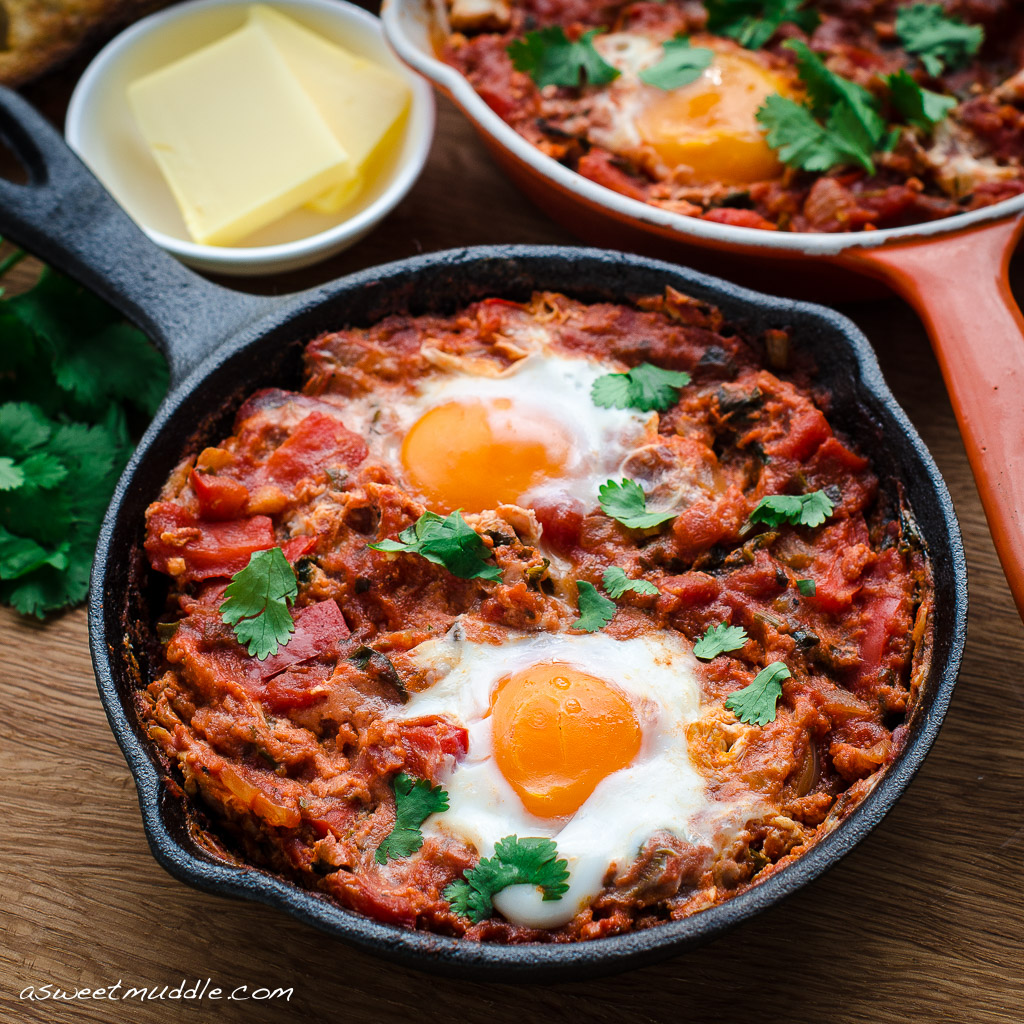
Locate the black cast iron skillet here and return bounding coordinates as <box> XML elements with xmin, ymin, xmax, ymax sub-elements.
<box><xmin>0</xmin><ymin>88</ymin><xmax>967</xmax><ymax>981</ymax></box>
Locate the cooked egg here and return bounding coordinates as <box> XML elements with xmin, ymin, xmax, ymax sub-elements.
<box><xmin>590</xmin><ymin>33</ymin><xmax>791</xmax><ymax>185</ymax></box>
<box><xmin>388</xmin><ymin>624</ymin><xmax>763</xmax><ymax>928</ymax></box>
<box><xmin>347</xmin><ymin>351</ymin><xmax>654</xmax><ymax>513</ymax></box>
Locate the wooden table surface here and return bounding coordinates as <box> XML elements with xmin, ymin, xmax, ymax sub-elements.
<box><xmin>3</xmin><ymin>34</ymin><xmax>1024</xmax><ymax>1024</ymax></box>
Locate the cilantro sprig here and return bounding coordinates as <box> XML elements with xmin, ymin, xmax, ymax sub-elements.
<box><xmin>0</xmin><ymin>260</ymin><xmax>167</xmax><ymax>618</ymax></box>
<box><xmin>693</xmin><ymin>623</ymin><xmax>749</xmax><ymax>661</ymax></box>
<box><xmin>725</xmin><ymin>661</ymin><xmax>791</xmax><ymax>726</ymax></box>
<box><xmin>706</xmin><ymin>0</ymin><xmax>820</xmax><ymax>50</ymax></box>
<box><xmin>591</xmin><ymin>363</ymin><xmax>691</xmax><ymax>412</ymax></box>
<box><xmin>599</xmin><ymin>478</ymin><xmax>677</xmax><ymax>530</ymax></box>
<box><xmin>220</xmin><ymin>547</ymin><xmax>298</xmax><ymax>660</ymax></box>
<box><xmin>602</xmin><ymin>566</ymin><xmax>659</xmax><ymax>599</ymax></box>
<box><xmin>508</xmin><ymin>26</ymin><xmax>619</xmax><ymax>89</ymax></box>
<box><xmin>758</xmin><ymin>39</ymin><xmax>957</xmax><ymax>175</ymax></box>
<box><xmin>444</xmin><ymin>836</ymin><xmax>570</xmax><ymax>924</ymax></box>
<box><xmin>896</xmin><ymin>3</ymin><xmax>983</xmax><ymax>77</ymax></box>
<box><xmin>370</xmin><ymin>511</ymin><xmax>502</xmax><ymax>582</ymax></box>
<box><xmin>758</xmin><ymin>40</ymin><xmax>885</xmax><ymax>173</ymax></box>
<box><xmin>572</xmin><ymin>580</ymin><xmax>616</xmax><ymax>632</ymax></box>
<box><xmin>748</xmin><ymin>489</ymin><xmax>834</xmax><ymax>529</ymax></box>
<box><xmin>375</xmin><ymin>773</ymin><xmax>449</xmax><ymax>864</ymax></box>
<box><xmin>639</xmin><ymin>38</ymin><xmax>714</xmax><ymax>91</ymax></box>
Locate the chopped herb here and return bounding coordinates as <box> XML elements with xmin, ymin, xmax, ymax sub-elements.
<box><xmin>155</xmin><ymin>620</ymin><xmax>179</xmax><ymax>643</ymax></box>
<box><xmin>220</xmin><ymin>547</ymin><xmax>298</xmax><ymax>660</ymax></box>
<box><xmin>507</xmin><ymin>26</ymin><xmax>619</xmax><ymax>89</ymax></box>
<box><xmin>639</xmin><ymin>37</ymin><xmax>714</xmax><ymax>90</ymax></box>
<box><xmin>693</xmin><ymin>622</ymin><xmax>749</xmax><ymax>661</ymax></box>
<box><xmin>725</xmin><ymin>661</ymin><xmax>791</xmax><ymax>726</ymax></box>
<box><xmin>599</xmin><ymin>478</ymin><xmax>677</xmax><ymax>530</ymax></box>
<box><xmin>375</xmin><ymin>772</ymin><xmax>449</xmax><ymax>864</ymax></box>
<box><xmin>749</xmin><ymin>490</ymin><xmax>835</xmax><ymax>529</ymax></box>
<box><xmin>370</xmin><ymin>510</ymin><xmax>502</xmax><ymax>582</ymax></box>
<box><xmin>573</xmin><ymin>580</ymin><xmax>616</xmax><ymax>632</ymax></box>
<box><xmin>886</xmin><ymin>70</ymin><xmax>956</xmax><ymax>132</ymax></box>
<box><xmin>351</xmin><ymin>645</ymin><xmax>408</xmax><ymax>702</ymax></box>
<box><xmin>796</xmin><ymin>578</ymin><xmax>816</xmax><ymax>596</ymax></box>
<box><xmin>444</xmin><ymin>836</ymin><xmax>570</xmax><ymax>924</ymax></box>
<box><xmin>706</xmin><ymin>0</ymin><xmax>820</xmax><ymax>50</ymax></box>
<box><xmin>757</xmin><ymin>40</ymin><xmax>885</xmax><ymax>174</ymax></box>
<box><xmin>602</xmin><ymin>566</ymin><xmax>659</xmax><ymax>599</ymax></box>
<box><xmin>896</xmin><ymin>3</ymin><xmax>983</xmax><ymax>77</ymax></box>
<box><xmin>591</xmin><ymin>362</ymin><xmax>691</xmax><ymax>412</ymax></box>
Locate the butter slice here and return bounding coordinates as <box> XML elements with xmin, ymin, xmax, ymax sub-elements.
<box><xmin>248</xmin><ymin>5</ymin><xmax>411</xmax><ymax>213</ymax></box>
<box><xmin>128</xmin><ymin>23</ymin><xmax>355</xmax><ymax>245</ymax></box>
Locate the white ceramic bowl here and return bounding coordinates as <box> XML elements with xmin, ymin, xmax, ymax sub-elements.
<box><xmin>66</xmin><ymin>0</ymin><xmax>435</xmax><ymax>276</ymax></box>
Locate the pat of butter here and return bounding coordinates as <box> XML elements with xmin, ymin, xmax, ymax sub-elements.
<box><xmin>248</xmin><ymin>5</ymin><xmax>411</xmax><ymax>213</ymax></box>
<box><xmin>128</xmin><ymin>22</ymin><xmax>355</xmax><ymax>246</ymax></box>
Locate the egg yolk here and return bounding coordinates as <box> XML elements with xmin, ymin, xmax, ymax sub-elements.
<box><xmin>636</xmin><ymin>51</ymin><xmax>788</xmax><ymax>185</ymax></box>
<box><xmin>400</xmin><ymin>398</ymin><xmax>572</xmax><ymax>513</ymax></box>
<box><xmin>490</xmin><ymin>662</ymin><xmax>642</xmax><ymax>819</ymax></box>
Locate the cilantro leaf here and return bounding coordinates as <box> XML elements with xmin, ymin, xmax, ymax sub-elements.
<box><xmin>591</xmin><ymin>362</ymin><xmax>691</xmax><ymax>412</ymax></box>
<box><xmin>796</xmin><ymin>578</ymin><xmax>816</xmax><ymax>596</ymax></box>
<box><xmin>748</xmin><ymin>490</ymin><xmax>835</xmax><ymax>529</ymax></box>
<box><xmin>220</xmin><ymin>547</ymin><xmax>298</xmax><ymax>660</ymax></box>
<box><xmin>50</xmin><ymin>322</ymin><xmax>169</xmax><ymax>419</ymax></box>
<box><xmin>0</xmin><ymin>560</ymin><xmax>87</xmax><ymax>617</ymax></box>
<box><xmin>0</xmin><ymin>458</ymin><xmax>24</xmax><ymax>491</ymax></box>
<box><xmin>0</xmin><ymin>261</ymin><xmax>168</xmax><ymax>618</ymax></box>
<box><xmin>598</xmin><ymin>478</ymin><xmax>677</xmax><ymax>530</ymax></box>
<box><xmin>0</xmin><ymin>403</ymin><xmax>52</xmax><ymax>455</ymax></box>
<box><xmin>572</xmin><ymin>580</ymin><xmax>616</xmax><ymax>632</ymax></box>
<box><xmin>6</xmin><ymin>269</ymin><xmax>167</xmax><ymax>418</ymax></box>
<box><xmin>370</xmin><ymin>511</ymin><xmax>502</xmax><ymax>582</ymax></box>
<box><xmin>886</xmin><ymin>70</ymin><xmax>956</xmax><ymax>131</ymax></box>
<box><xmin>17</xmin><ymin>453</ymin><xmax>68</xmax><ymax>491</ymax></box>
<box><xmin>693</xmin><ymin>622</ymin><xmax>749</xmax><ymax>661</ymax></box>
<box><xmin>602</xmin><ymin>566</ymin><xmax>659</xmax><ymax>599</ymax></box>
<box><xmin>725</xmin><ymin>661</ymin><xmax>791</xmax><ymax>726</ymax></box>
<box><xmin>444</xmin><ymin>836</ymin><xmax>570</xmax><ymax>924</ymax></box>
<box><xmin>375</xmin><ymin>772</ymin><xmax>449</xmax><ymax>864</ymax></box>
<box><xmin>706</xmin><ymin>0</ymin><xmax>820</xmax><ymax>50</ymax></box>
<box><xmin>0</xmin><ymin>526</ymin><xmax>68</xmax><ymax>580</ymax></box>
<box><xmin>758</xmin><ymin>95</ymin><xmax>876</xmax><ymax>173</ymax></box>
<box><xmin>896</xmin><ymin>3</ymin><xmax>983</xmax><ymax>77</ymax></box>
<box><xmin>639</xmin><ymin>37</ymin><xmax>714</xmax><ymax>90</ymax></box>
<box><xmin>508</xmin><ymin>26</ymin><xmax>619</xmax><ymax>89</ymax></box>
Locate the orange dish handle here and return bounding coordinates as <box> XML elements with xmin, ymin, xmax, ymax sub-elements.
<box><xmin>842</xmin><ymin>216</ymin><xmax>1024</xmax><ymax>622</ymax></box>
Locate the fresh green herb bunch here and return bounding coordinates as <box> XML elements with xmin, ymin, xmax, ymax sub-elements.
<box><xmin>0</xmin><ymin>253</ymin><xmax>168</xmax><ymax>617</ymax></box>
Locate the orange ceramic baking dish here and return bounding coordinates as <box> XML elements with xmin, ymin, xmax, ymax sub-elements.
<box><xmin>383</xmin><ymin>0</ymin><xmax>1024</xmax><ymax>622</ymax></box>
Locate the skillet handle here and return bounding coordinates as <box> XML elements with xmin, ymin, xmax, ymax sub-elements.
<box><xmin>842</xmin><ymin>216</ymin><xmax>1024</xmax><ymax>623</ymax></box>
<box><xmin>0</xmin><ymin>87</ymin><xmax>274</xmax><ymax>388</ymax></box>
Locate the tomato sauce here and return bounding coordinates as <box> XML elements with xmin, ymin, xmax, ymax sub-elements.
<box><xmin>140</xmin><ymin>289</ymin><xmax>932</xmax><ymax>942</ymax></box>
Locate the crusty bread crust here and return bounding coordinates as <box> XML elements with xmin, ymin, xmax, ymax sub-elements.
<box><xmin>0</xmin><ymin>0</ymin><xmax>175</xmax><ymax>86</ymax></box>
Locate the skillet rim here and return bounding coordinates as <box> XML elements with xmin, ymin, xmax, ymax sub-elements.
<box><xmin>88</xmin><ymin>244</ymin><xmax>967</xmax><ymax>981</ymax></box>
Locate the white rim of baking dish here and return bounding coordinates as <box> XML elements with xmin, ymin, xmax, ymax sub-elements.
<box><xmin>67</xmin><ymin>0</ymin><xmax>436</xmax><ymax>275</ymax></box>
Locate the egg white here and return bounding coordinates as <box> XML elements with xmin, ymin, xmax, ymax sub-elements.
<box><xmin>387</xmin><ymin>624</ymin><xmax>763</xmax><ymax>929</ymax></box>
<box><xmin>343</xmin><ymin>349</ymin><xmax>655</xmax><ymax>510</ymax></box>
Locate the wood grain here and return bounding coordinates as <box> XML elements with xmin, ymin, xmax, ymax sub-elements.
<box><xmin>2</xmin><ymin>74</ymin><xmax>1024</xmax><ymax>1024</ymax></box>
